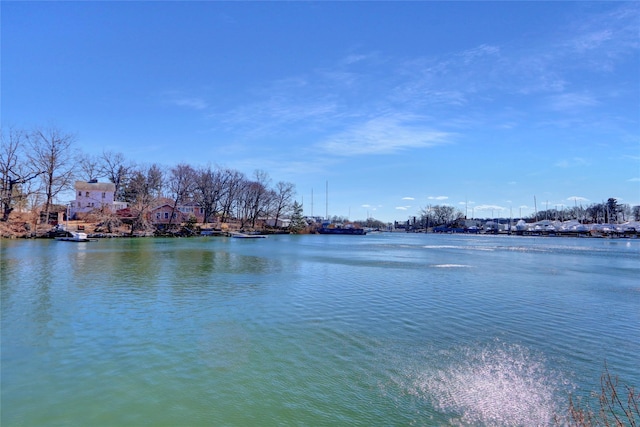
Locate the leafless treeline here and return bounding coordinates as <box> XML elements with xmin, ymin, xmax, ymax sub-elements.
<box><xmin>417</xmin><ymin>200</ymin><xmax>639</xmax><ymax>228</ymax></box>
<box><xmin>532</xmin><ymin>199</ymin><xmax>637</xmax><ymax>224</ymax></box>
<box><xmin>1</xmin><ymin>125</ymin><xmax>296</xmax><ymax>229</ymax></box>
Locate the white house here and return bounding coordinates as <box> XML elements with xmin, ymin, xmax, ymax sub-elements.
<box><xmin>265</xmin><ymin>218</ymin><xmax>291</xmax><ymax>228</ymax></box>
<box><xmin>70</xmin><ymin>180</ymin><xmax>127</xmax><ymax>219</ymax></box>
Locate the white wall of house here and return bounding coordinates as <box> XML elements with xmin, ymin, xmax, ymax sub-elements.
<box><xmin>265</xmin><ymin>218</ymin><xmax>291</xmax><ymax>228</ymax></box>
<box><xmin>70</xmin><ymin>180</ymin><xmax>124</xmax><ymax>218</ymax></box>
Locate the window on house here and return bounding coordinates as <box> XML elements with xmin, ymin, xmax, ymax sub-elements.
<box><xmin>85</xmin><ymin>192</ymin><xmax>89</xmax><ymax>197</ymax></box>
<box><xmin>78</xmin><ymin>191</ymin><xmax>82</xmax><ymax>196</ymax></box>
<box><xmin>156</xmin><ymin>213</ymin><xmax>160</xmax><ymax>219</ymax></box>
<box><xmin>102</xmin><ymin>192</ymin><xmax>106</xmax><ymax>198</ymax></box>
<box><xmin>164</xmin><ymin>212</ymin><xmax>169</xmax><ymax>219</ymax></box>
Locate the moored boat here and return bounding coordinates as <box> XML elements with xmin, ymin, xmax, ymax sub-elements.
<box><xmin>317</xmin><ymin>222</ymin><xmax>366</xmax><ymax>235</ymax></box>
<box><xmin>55</xmin><ymin>231</ymin><xmax>90</xmax><ymax>242</ymax></box>
<box><xmin>231</xmin><ymin>232</ymin><xmax>267</xmax><ymax>239</ymax></box>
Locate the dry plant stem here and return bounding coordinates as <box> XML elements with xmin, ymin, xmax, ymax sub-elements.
<box><xmin>558</xmin><ymin>363</ymin><xmax>639</xmax><ymax>427</ymax></box>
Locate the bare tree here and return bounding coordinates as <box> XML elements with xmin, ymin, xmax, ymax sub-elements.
<box><xmin>420</xmin><ymin>205</ymin><xmax>462</xmax><ymax>227</ymax></box>
<box><xmin>193</xmin><ymin>165</ymin><xmax>225</xmax><ymax>224</ymax></box>
<box><xmin>100</xmin><ymin>151</ymin><xmax>132</xmax><ymax>201</ymax></box>
<box><xmin>27</xmin><ymin>126</ymin><xmax>76</xmax><ymax>224</ymax></box>
<box><xmin>76</xmin><ymin>152</ymin><xmax>102</xmax><ymax>182</ymax></box>
<box><xmin>166</xmin><ymin>163</ymin><xmax>195</xmax><ymax>228</ymax></box>
<box><xmin>219</xmin><ymin>169</ymin><xmax>245</xmax><ymax>223</ymax></box>
<box><xmin>619</xmin><ymin>204</ymin><xmax>630</xmax><ymax>222</ymax></box>
<box><xmin>248</xmin><ymin>170</ymin><xmax>271</xmax><ymax>228</ymax></box>
<box><xmin>585</xmin><ymin>203</ymin><xmax>605</xmax><ymax>224</ymax></box>
<box><xmin>270</xmin><ymin>181</ymin><xmax>295</xmax><ymax>228</ymax></box>
<box><xmin>236</xmin><ymin>179</ymin><xmax>259</xmax><ymax>229</ymax></box>
<box><xmin>1</xmin><ymin>127</ymin><xmax>44</xmax><ymax>221</ymax></box>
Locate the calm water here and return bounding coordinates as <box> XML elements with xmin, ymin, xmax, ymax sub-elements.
<box><xmin>2</xmin><ymin>234</ymin><xmax>639</xmax><ymax>426</ymax></box>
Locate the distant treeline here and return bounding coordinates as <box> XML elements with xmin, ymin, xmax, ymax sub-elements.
<box><xmin>412</xmin><ymin>198</ymin><xmax>638</xmax><ymax>228</ymax></box>
<box><xmin>1</xmin><ymin>125</ymin><xmax>306</xmax><ymax>232</ymax></box>
<box><xmin>3</xmin><ymin>125</ymin><xmax>638</xmax><ymax>231</ymax></box>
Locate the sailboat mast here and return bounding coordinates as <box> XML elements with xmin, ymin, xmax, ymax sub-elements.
<box><xmin>325</xmin><ymin>181</ymin><xmax>328</xmax><ymax>220</ymax></box>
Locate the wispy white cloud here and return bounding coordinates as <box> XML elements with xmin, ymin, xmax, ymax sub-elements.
<box><xmin>457</xmin><ymin>44</ymin><xmax>501</xmax><ymax>64</ymax></box>
<box><xmin>570</xmin><ymin>29</ymin><xmax>614</xmax><ymax>52</ymax></box>
<box><xmin>548</xmin><ymin>92</ymin><xmax>598</xmax><ymax>111</ymax></box>
<box><xmin>555</xmin><ymin>157</ymin><xmax>590</xmax><ymax>168</ymax></box>
<box><xmin>475</xmin><ymin>204</ymin><xmax>505</xmax><ymax>211</ymax></box>
<box><xmin>161</xmin><ymin>90</ymin><xmax>209</xmax><ymax>110</ymax></box>
<box><xmin>628</xmin><ymin>177</ymin><xmax>640</xmax><ymax>182</ymax></box>
<box><xmin>428</xmin><ymin>196</ymin><xmax>449</xmax><ymax>201</ymax></box>
<box><xmin>402</xmin><ymin>197</ymin><xmax>415</xmax><ymax>200</ymax></box>
<box><xmin>317</xmin><ymin>115</ymin><xmax>453</xmax><ymax>156</ymax></box>
<box><xmin>206</xmin><ymin>3</ymin><xmax>637</xmax><ymax>168</ymax></box>
<box><xmin>174</xmin><ymin>97</ymin><xmax>208</xmax><ymax>110</ymax></box>
<box><xmin>395</xmin><ymin>206</ymin><xmax>410</xmax><ymax>211</ymax></box>
<box><xmin>341</xmin><ymin>52</ymin><xmax>380</xmax><ymax>66</ymax></box>
<box><xmin>567</xmin><ymin>196</ymin><xmax>590</xmax><ymax>202</ymax></box>
<box><xmin>562</xmin><ymin>3</ymin><xmax>640</xmax><ymax>70</ymax></box>
<box><xmin>228</xmin><ymin>3</ymin><xmax>636</xmax><ymax>145</ymax></box>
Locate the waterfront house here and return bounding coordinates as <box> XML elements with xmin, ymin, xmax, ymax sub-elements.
<box><xmin>265</xmin><ymin>217</ymin><xmax>291</xmax><ymax>228</ymax></box>
<box><xmin>70</xmin><ymin>180</ymin><xmax>127</xmax><ymax>219</ymax></box>
<box><xmin>151</xmin><ymin>202</ymin><xmax>205</xmax><ymax>225</ymax></box>
<box><xmin>176</xmin><ymin>202</ymin><xmax>205</xmax><ymax>222</ymax></box>
<box><xmin>152</xmin><ymin>204</ymin><xmax>183</xmax><ymax>224</ymax></box>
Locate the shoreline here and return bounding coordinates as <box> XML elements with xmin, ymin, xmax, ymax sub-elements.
<box><xmin>2</xmin><ymin>229</ymin><xmax>638</xmax><ymax>240</ymax></box>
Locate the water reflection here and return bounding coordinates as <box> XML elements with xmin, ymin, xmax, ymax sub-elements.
<box><xmin>1</xmin><ymin>235</ymin><xmax>638</xmax><ymax>427</ymax></box>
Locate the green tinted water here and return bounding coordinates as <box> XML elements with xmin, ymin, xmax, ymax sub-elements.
<box><xmin>2</xmin><ymin>234</ymin><xmax>639</xmax><ymax>426</ymax></box>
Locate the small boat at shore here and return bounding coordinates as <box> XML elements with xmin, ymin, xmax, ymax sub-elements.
<box><xmin>231</xmin><ymin>232</ymin><xmax>267</xmax><ymax>239</ymax></box>
<box><xmin>317</xmin><ymin>227</ymin><xmax>366</xmax><ymax>235</ymax></box>
<box><xmin>55</xmin><ymin>231</ymin><xmax>90</xmax><ymax>242</ymax></box>
<box><xmin>317</xmin><ymin>222</ymin><xmax>366</xmax><ymax>235</ymax></box>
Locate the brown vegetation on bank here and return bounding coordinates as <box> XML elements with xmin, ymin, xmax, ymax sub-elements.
<box><xmin>0</xmin><ymin>212</ymin><xmax>122</xmax><ymax>239</ymax></box>
<box><xmin>555</xmin><ymin>364</ymin><xmax>639</xmax><ymax>427</ymax></box>
<box><xmin>0</xmin><ymin>210</ymin><xmax>304</xmax><ymax>239</ymax></box>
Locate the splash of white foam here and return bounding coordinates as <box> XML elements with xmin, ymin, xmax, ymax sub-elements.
<box><xmin>415</xmin><ymin>342</ymin><xmax>565</xmax><ymax>426</ymax></box>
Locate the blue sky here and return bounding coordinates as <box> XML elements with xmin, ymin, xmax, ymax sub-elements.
<box><xmin>3</xmin><ymin>1</ymin><xmax>639</xmax><ymax>222</ymax></box>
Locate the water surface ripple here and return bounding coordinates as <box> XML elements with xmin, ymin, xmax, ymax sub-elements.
<box><xmin>2</xmin><ymin>234</ymin><xmax>638</xmax><ymax>426</ymax></box>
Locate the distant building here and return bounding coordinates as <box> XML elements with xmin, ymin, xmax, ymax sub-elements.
<box><xmin>70</xmin><ymin>180</ymin><xmax>127</xmax><ymax>219</ymax></box>
<box><xmin>176</xmin><ymin>202</ymin><xmax>205</xmax><ymax>220</ymax></box>
<box><xmin>151</xmin><ymin>204</ymin><xmax>181</xmax><ymax>224</ymax></box>
<box><xmin>265</xmin><ymin>218</ymin><xmax>291</xmax><ymax>228</ymax></box>
<box><xmin>150</xmin><ymin>202</ymin><xmax>204</xmax><ymax>225</ymax></box>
